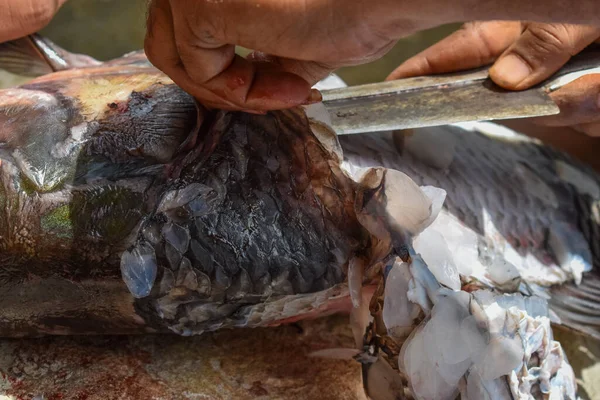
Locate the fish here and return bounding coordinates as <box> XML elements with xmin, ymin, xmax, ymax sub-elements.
<box><xmin>0</xmin><ymin>35</ymin><xmax>440</xmax><ymax>339</ymax></box>
<box><xmin>0</xmin><ymin>35</ymin><xmax>598</xmax><ymax>399</ymax></box>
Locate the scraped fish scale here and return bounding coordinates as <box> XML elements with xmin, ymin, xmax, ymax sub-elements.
<box><xmin>339</xmin><ymin>124</ymin><xmax>600</xmax><ymax>338</ymax></box>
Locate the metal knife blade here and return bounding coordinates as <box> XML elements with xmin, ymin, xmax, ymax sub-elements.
<box><xmin>320</xmin><ymin>46</ymin><xmax>600</xmax><ymax>135</ymax></box>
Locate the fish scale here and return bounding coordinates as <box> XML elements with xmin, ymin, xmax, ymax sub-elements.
<box><xmin>130</xmin><ymin>110</ymin><xmax>372</xmax><ymax>334</ymax></box>
<box><xmin>339</xmin><ymin>127</ymin><xmax>600</xmax><ymax>338</ymax></box>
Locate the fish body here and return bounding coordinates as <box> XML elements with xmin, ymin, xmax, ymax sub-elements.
<box><xmin>0</xmin><ymin>46</ymin><xmax>425</xmax><ymax>337</ymax></box>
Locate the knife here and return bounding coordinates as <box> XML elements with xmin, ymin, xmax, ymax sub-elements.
<box><xmin>320</xmin><ymin>45</ymin><xmax>600</xmax><ymax>135</ymax></box>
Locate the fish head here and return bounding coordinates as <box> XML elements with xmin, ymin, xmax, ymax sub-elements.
<box><xmin>0</xmin><ymin>65</ymin><xmax>202</xmax><ymax>267</ymax></box>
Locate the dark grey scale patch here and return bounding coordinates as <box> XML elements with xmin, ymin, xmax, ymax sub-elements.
<box><xmin>64</xmin><ymin>184</ymin><xmax>148</xmax><ymax>266</ymax></box>
<box><xmin>574</xmin><ymin>190</ymin><xmax>600</xmax><ymax>266</ymax></box>
<box><xmin>86</xmin><ymin>84</ymin><xmax>197</xmax><ymax>164</ymax></box>
<box><xmin>130</xmin><ymin>109</ymin><xmax>369</xmax><ymax>333</ymax></box>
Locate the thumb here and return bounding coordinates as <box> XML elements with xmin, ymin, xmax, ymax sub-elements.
<box><xmin>489</xmin><ymin>23</ymin><xmax>600</xmax><ymax>90</ymax></box>
<box><xmin>532</xmin><ymin>74</ymin><xmax>600</xmax><ymax>137</ymax></box>
<box><xmin>0</xmin><ymin>0</ymin><xmax>68</xmax><ymax>42</ymax></box>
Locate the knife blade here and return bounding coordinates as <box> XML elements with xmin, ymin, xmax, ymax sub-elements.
<box><xmin>320</xmin><ymin>45</ymin><xmax>600</xmax><ymax>135</ymax></box>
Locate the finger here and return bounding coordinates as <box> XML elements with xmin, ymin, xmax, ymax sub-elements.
<box><xmin>199</xmin><ymin>55</ymin><xmax>319</xmax><ymax>111</ymax></box>
<box><xmin>247</xmin><ymin>51</ymin><xmax>335</xmax><ymax>86</ymax></box>
<box><xmin>572</xmin><ymin>122</ymin><xmax>600</xmax><ymax>137</ymax></box>
<box><xmin>1</xmin><ymin>0</ymin><xmax>68</xmax><ymax>42</ymax></box>
<box><xmin>531</xmin><ymin>74</ymin><xmax>600</xmax><ymax>130</ymax></box>
<box><xmin>145</xmin><ymin>0</ymin><xmax>317</xmax><ymax>111</ymax></box>
<box><xmin>145</xmin><ymin>0</ymin><xmax>243</xmax><ymax>109</ymax></box>
<box><xmin>387</xmin><ymin>21</ymin><xmax>521</xmax><ymax>80</ymax></box>
<box><xmin>490</xmin><ymin>23</ymin><xmax>600</xmax><ymax>90</ymax></box>
<box><xmin>499</xmin><ymin>120</ymin><xmax>600</xmax><ymax>171</ymax></box>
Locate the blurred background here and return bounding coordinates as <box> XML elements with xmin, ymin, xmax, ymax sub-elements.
<box><xmin>0</xmin><ymin>0</ymin><xmax>460</xmax><ymax>87</ymax></box>
<box><xmin>39</xmin><ymin>0</ymin><xmax>460</xmax><ymax>84</ymax></box>
<box><xmin>0</xmin><ymin>0</ymin><xmax>598</xmax><ymax>398</ymax></box>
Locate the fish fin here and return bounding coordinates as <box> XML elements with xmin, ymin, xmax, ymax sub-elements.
<box><xmin>549</xmin><ymin>272</ymin><xmax>600</xmax><ymax>340</ymax></box>
<box><xmin>0</xmin><ymin>34</ymin><xmax>99</xmax><ymax>77</ymax></box>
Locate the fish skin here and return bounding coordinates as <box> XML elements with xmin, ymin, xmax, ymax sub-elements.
<box><xmin>341</xmin><ymin>126</ymin><xmax>599</xmax><ymax>272</ymax></box>
<box><xmin>0</xmin><ymin>55</ymin><xmax>403</xmax><ymax>337</ymax></box>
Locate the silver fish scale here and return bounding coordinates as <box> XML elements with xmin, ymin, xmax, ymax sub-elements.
<box><xmin>339</xmin><ymin>126</ymin><xmax>600</xmax><ymax>338</ymax></box>
<box><xmin>139</xmin><ymin>110</ymin><xmax>369</xmax><ymax>334</ymax></box>
<box><xmin>339</xmin><ymin>128</ymin><xmax>599</xmax><ymax>267</ymax></box>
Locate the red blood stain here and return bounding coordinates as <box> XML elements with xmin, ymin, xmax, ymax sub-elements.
<box><xmin>75</xmin><ymin>392</ymin><xmax>89</xmax><ymax>400</ymax></box>
<box><xmin>106</xmin><ymin>101</ymin><xmax>129</xmax><ymax>113</ymax></box>
<box><xmin>7</xmin><ymin>376</ymin><xmax>24</xmax><ymax>390</ymax></box>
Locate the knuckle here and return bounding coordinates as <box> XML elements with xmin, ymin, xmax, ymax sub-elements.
<box><xmin>470</xmin><ymin>21</ymin><xmax>520</xmax><ymax>63</ymax></box>
<box><xmin>526</xmin><ymin>24</ymin><xmax>572</xmax><ymax>55</ymax></box>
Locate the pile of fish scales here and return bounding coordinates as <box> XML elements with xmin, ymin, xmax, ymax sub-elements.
<box><xmin>378</xmin><ymin>258</ymin><xmax>576</xmax><ymax>400</ymax></box>
<box><xmin>308</xmin><ymin>75</ymin><xmax>593</xmax><ymax>399</ymax></box>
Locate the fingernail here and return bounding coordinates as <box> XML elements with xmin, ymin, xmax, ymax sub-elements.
<box><xmin>490</xmin><ymin>54</ymin><xmax>531</xmax><ymax>89</ymax></box>
<box><xmin>301</xmin><ymin>89</ymin><xmax>322</xmax><ymax>105</ymax></box>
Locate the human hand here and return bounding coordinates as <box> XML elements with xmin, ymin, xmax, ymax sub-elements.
<box><xmin>144</xmin><ymin>0</ymin><xmax>459</xmax><ymax>112</ymax></box>
<box><xmin>0</xmin><ymin>0</ymin><xmax>67</xmax><ymax>43</ymax></box>
<box><xmin>388</xmin><ymin>21</ymin><xmax>600</xmax><ymax>137</ymax></box>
